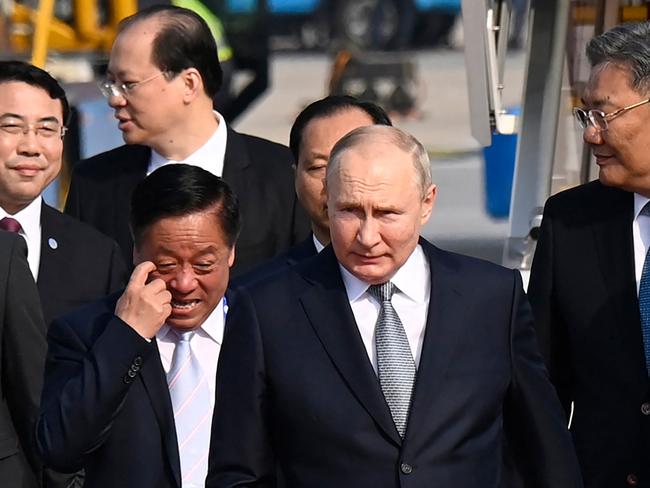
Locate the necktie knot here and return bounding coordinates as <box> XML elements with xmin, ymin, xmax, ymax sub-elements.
<box><xmin>0</xmin><ymin>217</ymin><xmax>22</xmax><ymax>233</ymax></box>
<box><xmin>173</xmin><ymin>330</ymin><xmax>194</xmax><ymax>344</ymax></box>
<box><xmin>368</xmin><ymin>282</ymin><xmax>396</xmax><ymax>302</ymax></box>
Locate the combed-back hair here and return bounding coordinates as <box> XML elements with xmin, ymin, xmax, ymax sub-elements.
<box><xmin>289</xmin><ymin>95</ymin><xmax>392</xmax><ymax>163</ymax></box>
<box><xmin>130</xmin><ymin>164</ymin><xmax>240</xmax><ymax>248</ymax></box>
<box><xmin>587</xmin><ymin>21</ymin><xmax>650</xmax><ymax>93</ymax></box>
<box><xmin>118</xmin><ymin>5</ymin><xmax>222</xmax><ymax>97</ymax></box>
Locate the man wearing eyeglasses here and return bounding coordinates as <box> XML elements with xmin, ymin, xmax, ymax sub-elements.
<box><xmin>528</xmin><ymin>21</ymin><xmax>650</xmax><ymax>488</ymax></box>
<box><xmin>0</xmin><ymin>60</ymin><xmax>128</xmax><ymax>487</ymax></box>
<box><xmin>64</xmin><ymin>5</ymin><xmax>310</xmax><ymax>277</ymax></box>
<box><xmin>0</xmin><ymin>61</ymin><xmax>128</xmax><ymax>329</ymax></box>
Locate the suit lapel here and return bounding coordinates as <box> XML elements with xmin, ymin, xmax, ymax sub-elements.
<box><xmin>37</xmin><ymin>204</ymin><xmax>70</xmax><ymax>324</ymax></box>
<box><xmin>406</xmin><ymin>240</ymin><xmax>468</xmax><ymax>436</ymax></box>
<box><xmin>591</xmin><ymin>187</ymin><xmax>647</xmax><ymax>379</ymax></box>
<box><xmin>139</xmin><ymin>340</ymin><xmax>181</xmax><ymax>488</ymax></box>
<box><xmin>222</xmin><ymin>128</ymin><xmax>251</xmax><ymax>195</ymax></box>
<box><xmin>298</xmin><ymin>247</ymin><xmax>402</xmax><ymax>445</ymax></box>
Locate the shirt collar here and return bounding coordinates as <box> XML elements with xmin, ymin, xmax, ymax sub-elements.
<box><xmin>339</xmin><ymin>244</ymin><xmax>429</xmax><ymax>303</ymax></box>
<box><xmin>156</xmin><ymin>295</ymin><xmax>227</xmax><ymax>345</ymax></box>
<box><xmin>149</xmin><ymin>111</ymin><xmax>228</xmax><ymax>176</ymax></box>
<box><xmin>634</xmin><ymin>192</ymin><xmax>650</xmax><ymax>220</ymax></box>
<box><xmin>0</xmin><ymin>197</ymin><xmax>42</xmax><ymax>241</ymax></box>
<box><xmin>312</xmin><ymin>234</ymin><xmax>326</xmax><ymax>253</ymax></box>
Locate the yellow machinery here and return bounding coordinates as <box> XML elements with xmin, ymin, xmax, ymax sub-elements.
<box><xmin>8</xmin><ymin>0</ymin><xmax>137</xmax><ymax>67</ymax></box>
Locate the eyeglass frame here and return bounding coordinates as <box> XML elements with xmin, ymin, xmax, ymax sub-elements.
<box><xmin>0</xmin><ymin>119</ymin><xmax>67</xmax><ymax>139</ymax></box>
<box><xmin>573</xmin><ymin>97</ymin><xmax>650</xmax><ymax>131</ymax></box>
<box><xmin>97</xmin><ymin>70</ymin><xmax>169</xmax><ymax>99</ymax></box>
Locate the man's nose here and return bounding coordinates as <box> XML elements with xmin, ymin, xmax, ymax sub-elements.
<box><xmin>357</xmin><ymin>217</ymin><xmax>381</xmax><ymax>248</ymax></box>
<box><xmin>107</xmin><ymin>92</ymin><xmax>127</xmax><ymax>109</ymax></box>
<box><xmin>583</xmin><ymin>125</ymin><xmax>604</xmax><ymax>145</ymax></box>
<box><xmin>17</xmin><ymin>130</ymin><xmax>42</xmax><ymax>156</ymax></box>
<box><xmin>169</xmin><ymin>267</ymin><xmax>197</xmax><ymax>293</ymax></box>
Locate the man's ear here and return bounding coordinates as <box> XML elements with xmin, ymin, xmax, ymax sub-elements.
<box><xmin>420</xmin><ymin>184</ymin><xmax>436</xmax><ymax>223</ymax></box>
<box><xmin>228</xmin><ymin>246</ymin><xmax>236</xmax><ymax>268</ymax></box>
<box><xmin>181</xmin><ymin>68</ymin><xmax>203</xmax><ymax>103</ymax></box>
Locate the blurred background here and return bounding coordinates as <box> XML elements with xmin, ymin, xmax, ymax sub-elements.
<box><xmin>0</xmin><ymin>0</ymin><xmax>647</xmax><ymax>271</ymax></box>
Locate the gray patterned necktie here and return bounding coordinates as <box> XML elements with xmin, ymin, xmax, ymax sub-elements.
<box><xmin>368</xmin><ymin>282</ymin><xmax>417</xmax><ymax>438</ymax></box>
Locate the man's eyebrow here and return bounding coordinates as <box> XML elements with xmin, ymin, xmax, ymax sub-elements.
<box><xmin>0</xmin><ymin>113</ymin><xmax>60</xmax><ymax>123</ymax></box>
<box><xmin>0</xmin><ymin>112</ymin><xmax>26</xmax><ymax>120</ymax></box>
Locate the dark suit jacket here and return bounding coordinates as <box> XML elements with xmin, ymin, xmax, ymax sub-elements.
<box><xmin>230</xmin><ymin>234</ymin><xmax>317</xmax><ymax>287</ymax></box>
<box><xmin>528</xmin><ymin>180</ymin><xmax>650</xmax><ymax>488</ymax></box>
<box><xmin>64</xmin><ymin>127</ymin><xmax>311</xmax><ymax>277</ymax></box>
<box><xmin>208</xmin><ymin>240</ymin><xmax>582</xmax><ymax>488</ymax></box>
<box><xmin>0</xmin><ymin>232</ymin><xmax>46</xmax><ymax>488</ymax></box>
<box><xmin>37</xmin><ymin>290</ymin><xmax>234</xmax><ymax>488</ymax></box>
<box><xmin>38</xmin><ymin>203</ymin><xmax>128</xmax><ymax>327</ymax></box>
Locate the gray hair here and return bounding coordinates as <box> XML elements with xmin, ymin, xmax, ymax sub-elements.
<box><xmin>587</xmin><ymin>21</ymin><xmax>650</xmax><ymax>93</ymax></box>
<box><xmin>327</xmin><ymin>125</ymin><xmax>432</xmax><ymax>197</ymax></box>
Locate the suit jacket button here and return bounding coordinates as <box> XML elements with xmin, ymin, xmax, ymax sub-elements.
<box><xmin>133</xmin><ymin>356</ymin><xmax>143</xmax><ymax>367</ymax></box>
<box><xmin>627</xmin><ymin>473</ymin><xmax>638</xmax><ymax>486</ymax></box>
<box><xmin>127</xmin><ymin>369</ymin><xmax>137</xmax><ymax>378</ymax></box>
<box><xmin>123</xmin><ymin>374</ymin><xmax>133</xmax><ymax>384</ymax></box>
<box><xmin>400</xmin><ymin>463</ymin><xmax>413</xmax><ymax>475</ymax></box>
<box><xmin>641</xmin><ymin>403</ymin><xmax>650</xmax><ymax>416</ymax></box>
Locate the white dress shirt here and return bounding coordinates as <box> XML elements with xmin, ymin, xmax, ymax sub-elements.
<box><xmin>148</xmin><ymin>111</ymin><xmax>228</xmax><ymax>177</ymax></box>
<box><xmin>633</xmin><ymin>193</ymin><xmax>650</xmax><ymax>294</ymax></box>
<box><xmin>0</xmin><ymin>198</ymin><xmax>42</xmax><ymax>280</ymax></box>
<box><xmin>156</xmin><ymin>297</ymin><xmax>227</xmax><ymax>407</ymax></box>
<box><xmin>312</xmin><ymin>234</ymin><xmax>325</xmax><ymax>253</ymax></box>
<box><xmin>340</xmin><ymin>244</ymin><xmax>430</xmax><ymax>371</ymax></box>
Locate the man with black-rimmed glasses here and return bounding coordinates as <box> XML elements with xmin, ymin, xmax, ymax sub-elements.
<box><xmin>529</xmin><ymin>21</ymin><xmax>650</xmax><ymax>488</ymax></box>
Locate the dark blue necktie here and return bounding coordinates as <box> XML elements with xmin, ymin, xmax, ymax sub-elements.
<box><xmin>638</xmin><ymin>204</ymin><xmax>650</xmax><ymax>376</ymax></box>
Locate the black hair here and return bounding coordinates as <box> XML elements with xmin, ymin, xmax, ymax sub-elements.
<box><xmin>130</xmin><ymin>164</ymin><xmax>240</xmax><ymax>248</ymax></box>
<box><xmin>0</xmin><ymin>60</ymin><xmax>70</xmax><ymax>125</ymax></box>
<box><xmin>289</xmin><ymin>95</ymin><xmax>392</xmax><ymax>163</ymax></box>
<box><xmin>118</xmin><ymin>5</ymin><xmax>222</xmax><ymax>97</ymax></box>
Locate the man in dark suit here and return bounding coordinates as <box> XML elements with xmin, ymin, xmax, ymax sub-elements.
<box><xmin>233</xmin><ymin>95</ymin><xmax>391</xmax><ymax>285</ymax></box>
<box><xmin>528</xmin><ymin>21</ymin><xmax>650</xmax><ymax>488</ymax></box>
<box><xmin>0</xmin><ymin>231</ymin><xmax>46</xmax><ymax>488</ymax></box>
<box><xmin>208</xmin><ymin>125</ymin><xmax>582</xmax><ymax>487</ymax></box>
<box><xmin>0</xmin><ymin>61</ymin><xmax>128</xmax><ymax>327</ymax></box>
<box><xmin>38</xmin><ymin>165</ymin><xmax>240</xmax><ymax>488</ymax></box>
<box><xmin>64</xmin><ymin>5</ymin><xmax>309</xmax><ymax>277</ymax></box>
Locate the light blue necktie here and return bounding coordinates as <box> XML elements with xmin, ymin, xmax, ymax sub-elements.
<box><xmin>167</xmin><ymin>331</ymin><xmax>212</xmax><ymax>487</ymax></box>
<box><xmin>639</xmin><ymin>204</ymin><xmax>650</xmax><ymax>376</ymax></box>
<box><xmin>368</xmin><ymin>282</ymin><xmax>417</xmax><ymax>438</ymax></box>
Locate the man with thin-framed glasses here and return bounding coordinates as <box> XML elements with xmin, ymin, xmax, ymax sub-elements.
<box><xmin>0</xmin><ymin>59</ymin><xmax>128</xmax><ymax>488</ymax></box>
<box><xmin>64</xmin><ymin>5</ymin><xmax>310</xmax><ymax>277</ymax></box>
<box><xmin>528</xmin><ymin>21</ymin><xmax>650</xmax><ymax>488</ymax></box>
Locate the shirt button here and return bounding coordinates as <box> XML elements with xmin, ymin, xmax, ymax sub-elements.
<box><xmin>627</xmin><ymin>473</ymin><xmax>638</xmax><ymax>486</ymax></box>
<box><xmin>641</xmin><ymin>403</ymin><xmax>650</xmax><ymax>416</ymax></box>
<box><xmin>400</xmin><ymin>463</ymin><xmax>413</xmax><ymax>475</ymax></box>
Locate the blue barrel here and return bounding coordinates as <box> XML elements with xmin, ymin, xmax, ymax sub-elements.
<box><xmin>482</xmin><ymin>109</ymin><xmax>519</xmax><ymax>218</ymax></box>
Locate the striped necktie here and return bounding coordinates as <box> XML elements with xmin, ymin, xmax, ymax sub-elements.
<box><xmin>639</xmin><ymin>203</ymin><xmax>650</xmax><ymax>376</ymax></box>
<box><xmin>368</xmin><ymin>282</ymin><xmax>417</xmax><ymax>438</ymax></box>
<box><xmin>167</xmin><ymin>330</ymin><xmax>212</xmax><ymax>487</ymax></box>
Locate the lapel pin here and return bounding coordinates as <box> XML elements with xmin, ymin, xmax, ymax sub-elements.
<box><xmin>48</xmin><ymin>237</ymin><xmax>58</xmax><ymax>250</ymax></box>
